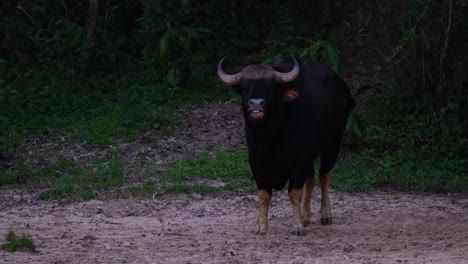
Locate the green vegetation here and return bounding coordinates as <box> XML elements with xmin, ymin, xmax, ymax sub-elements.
<box><xmin>1</xmin><ymin>232</ymin><xmax>36</xmax><ymax>252</ymax></box>
<box><xmin>14</xmin><ymin>154</ymin><xmax>124</xmax><ymax>200</ymax></box>
<box><xmin>120</xmin><ymin>150</ymin><xmax>253</xmax><ymax>197</ymax></box>
<box><xmin>160</xmin><ymin>149</ymin><xmax>255</xmax><ymax>193</ymax></box>
<box><xmin>0</xmin><ymin>171</ymin><xmax>16</xmax><ymax>187</ymax></box>
<box><xmin>0</xmin><ymin>1</ymin><xmax>465</xmax><ymax>196</ymax></box>
<box><xmin>126</xmin><ymin>180</ymin><xmax>160</xmax><ymax>197</ymax></box>
<box><xmin>334</xmin><ymin>150</ymin><xmax>468</xmax><ymax>193</ymax></box>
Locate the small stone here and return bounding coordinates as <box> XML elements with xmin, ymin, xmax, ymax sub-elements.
<box><xmin>82</xmin><ymin>235</ymin><xmax>97</xmax><ymax>240</ymax></box>
<box><xmin>13</xmin><ymin>195</ymin><xmax>22</xmax><ymax>203</ymax></box>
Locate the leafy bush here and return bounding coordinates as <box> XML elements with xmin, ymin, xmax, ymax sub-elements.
<box><xmin>140</xmin><ymin>0</ymin><xmax>212</xmax><ymax>86</ymax></box>
<box><xmin>368</xmin><ymin>0</ymin><xmax>466</xmax><ymax>160</ymax></box>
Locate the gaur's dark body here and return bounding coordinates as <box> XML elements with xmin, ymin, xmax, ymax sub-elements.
<box><xmin>245</xmin><ymin>61</ymin><xmax>354</xmax><ymax>194</ymax></box>
<box><xmin>217</xmin><ymin>57</ymin><xmax>354</xmax><ymax>235</ymax></box>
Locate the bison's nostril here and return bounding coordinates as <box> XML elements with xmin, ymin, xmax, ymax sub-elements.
<box><xmin>249</xmin><ymin>99</ymin><xmax>265</xmax><ymax>106</ymax></box>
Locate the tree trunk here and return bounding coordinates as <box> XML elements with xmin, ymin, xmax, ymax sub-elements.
<box><xmin>87</xmin><ymin>0</ymin><xmax>99</xmax><ymax>47</ymax></box>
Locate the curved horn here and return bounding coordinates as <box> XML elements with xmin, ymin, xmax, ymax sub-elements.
<box><xmin>274</xmin><ymin>56</ymin><xmax>300</xmax><ymax>83</ymax></box>
<box><xmin>217</xmin><ymin>57</ymin><xmax>242</xmax><ymax>86</ymax></box>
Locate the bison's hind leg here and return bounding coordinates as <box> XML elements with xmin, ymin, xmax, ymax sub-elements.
<box><xmin>319</xmin><ymin>170</ymin><xmax>333</xmax><ymax>225</ymax></box>
<box><xmin>301</xmin><ymin>176</ymin><xmax>314</xmax><ymax>227</ymax></box>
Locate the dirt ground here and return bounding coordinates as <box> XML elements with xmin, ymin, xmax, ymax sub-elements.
<box><xmin>1</xmin><ymin>188</ymin><xmax>467</xmax><ymax>264</ymax></box>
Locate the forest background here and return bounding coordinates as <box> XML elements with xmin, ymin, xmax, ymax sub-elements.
<box><xmin>0</xmin><ymin>0</ymin><xmax>466</xmax><ymax>198</ymax></box>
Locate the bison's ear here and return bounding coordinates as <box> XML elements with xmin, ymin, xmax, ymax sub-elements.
<box><xmin>282</xmin><ymin>88</ymin><xmax>300</xmax><ymax>103</ymax></box>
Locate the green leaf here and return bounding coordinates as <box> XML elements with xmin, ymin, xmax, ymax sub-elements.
<box><xmin>325</xmin><ymin>43</ymin><xmax>340</xmax><ymax>73</ymax></box>
<box><xmin>167</xmin><ymin>67</ymin><xmax>180</xmax><ymax>86</ymax></box>
<box><xmin>159</xmin><ymin>33</ymin><xmax>170</xmax><ymax>57</ymax></box>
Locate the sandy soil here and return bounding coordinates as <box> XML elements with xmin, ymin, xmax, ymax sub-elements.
<box><xmin>1</xmin><ymin>189</ymin><xmax>467</xmax><ymax>264</ymax></box>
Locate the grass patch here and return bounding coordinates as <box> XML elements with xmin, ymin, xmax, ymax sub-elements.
<box><xmin>39</xmin><ymin>155</ymin><xmax>124</xmax><ymax>200</ymax></box>
<box><xmin>1</xmin><ymin>231</ymin><xmax>36</xmax><ymax>252</ymax></box>
<box><xmin>64</xmin><ymin>98</ymin><xmax>178</xmax><ymax>146</ymax></box>
<box><xmin>334</xmin><ymin>149</ymin><xmax>468</xmax><ymax>193</ymax></box>
<box><xmin>14</xmin><ymin>153</ymin><xmax>125</xmax><ymax>200</ymax></box>
<box><xmin>125</xmin><ymin>180</ymin><xmax>160</xmax><ymax>197</ymax></box>
<box><xmin>0</xmin><ymin>171</ymin><xmax>16</xmax><ymax>187</ymax></box>
<box><xmin>161</xmin><ymin>149</ymin><xmax>255</xmax><ymax>193</ymax></box>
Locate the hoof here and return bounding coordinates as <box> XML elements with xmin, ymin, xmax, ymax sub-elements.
<box><xmin>302</xmin><ymin>219</ymin><xmax>311</xmax><ymax>227</ymax></box>
<box><xmin>256</xmin><ymin>224</ymin><xmax>267</xmax><ymax>235</ymax></box>
<box><xmin>320</xmin><ymin>217</ymin><xmax>332</xmax><ymax>225</ymax></box>
<box><xmin>290</xmin><ymin>229</ymin><xmax>307</xmax><ymax>236</ymax></box>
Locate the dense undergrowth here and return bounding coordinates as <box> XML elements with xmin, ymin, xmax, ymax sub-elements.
<box><xmin>0</xmin><ymin>0</ymin><xmax>466</xmax><ymax>197</ymax></box>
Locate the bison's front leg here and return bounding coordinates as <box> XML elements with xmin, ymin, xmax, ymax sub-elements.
<box><xmin>289</xmin><ymin>188</ymin><xmax>306</xmax><ymax>236</ymax></box>
<box><xmin>301</xmin><ymin>176</ymin><xmax>314</xmax><ymax>227</ymax></box>
<box><xmin>256</xmin><ymin>189</ymin><xmax>271</xmax><ymax>235</ymax></box>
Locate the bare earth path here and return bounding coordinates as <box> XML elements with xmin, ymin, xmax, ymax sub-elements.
<box><xmin>1</xmin><ymin>189</ymin><xmax>467</xmax><ymax>264</ymax></box>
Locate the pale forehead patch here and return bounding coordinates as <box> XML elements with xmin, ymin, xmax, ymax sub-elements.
<box><xmin>240</xmin><ymin>65</ymin><xmax>275</xmax><ymax>80</ymax></box>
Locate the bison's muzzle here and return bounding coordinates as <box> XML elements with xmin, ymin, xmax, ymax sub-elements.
<box><xmin>248</xmin><ymin>99</ymin><xmax>265</xmax><ymax>120</ymax></box>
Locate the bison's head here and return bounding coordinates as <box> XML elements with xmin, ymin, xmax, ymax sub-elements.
<box><xmin>217</xmin><ymin>57</ymin><xmax>300</xmax><ymax>122</ymax></box>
